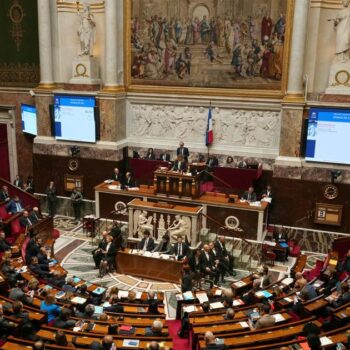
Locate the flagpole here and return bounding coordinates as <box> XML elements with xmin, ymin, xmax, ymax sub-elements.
<box><xmin>207</xmin><ymin>101</ymin><xmax>211</xmax><ymax>160</ymax></box>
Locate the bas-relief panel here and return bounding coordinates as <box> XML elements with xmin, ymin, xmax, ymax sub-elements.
<box><xmin>130</xmin><ymin>0</ymin><xmax>288</xmax><ymax>90</ymax></box>
<box><xmin>127</xmin><ymin>104</ymin><xmax>281</xmax><ymax>155</ymax></box>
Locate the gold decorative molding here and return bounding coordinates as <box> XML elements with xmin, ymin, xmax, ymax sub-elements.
<box><xmin>311</xmin><ymin>0</ymin><xmax>343</xmax><ymax>9</ymax></box>
<box><xmin>282</xmin><ymin>93</ymin><xmax>306</xmax><ymax>104</ymax></box>
<box><xmin>101</xmin><ymin>85</ymin><xmax>126</xmax><ymax>93</ymax></box>
<box><xmin>56</xmin><ymin>1</ymin><xmax>105</xmax><ymax>12</ymax></box>
<box><xmin>7</xmin><ymin>0</ymin><xmax>26</xmax><ymax>52</ymax></box>
<box><xmin>0</xmin><ymin>62</ymin><xmax>39</xmax><ymax>87</ymax></box>
<box><xmin>124</xmin><ymin>0</ymin><xmax>295</xmax><ymax>99</ymax></box>
<box><xmin>36</xmin><ymin>83</ymin><xmax>56</xmax><ymax>90</ymax></box>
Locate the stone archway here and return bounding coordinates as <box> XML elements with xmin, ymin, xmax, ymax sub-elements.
<box><xmin>192</xmin><ymin>3</ymin><xmax>210</xmax><ymax>20</ymax></box>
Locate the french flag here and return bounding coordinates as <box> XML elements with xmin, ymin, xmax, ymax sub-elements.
<box><xmin>205</xmin><ymin>106</ymin><xmax>213</xmax><ymax>146</ymax></box>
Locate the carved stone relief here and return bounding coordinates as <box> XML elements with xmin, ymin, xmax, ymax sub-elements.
<box><xmin>128</xmin><ymin>104</ymin><xmax>281</xmax><ymax>151</ymax></box>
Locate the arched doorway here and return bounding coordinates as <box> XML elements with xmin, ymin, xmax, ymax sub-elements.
<box><xmin>192</xmin><ymin>4</ymin><xmax>210</xmax><ymax>20</ymax></box>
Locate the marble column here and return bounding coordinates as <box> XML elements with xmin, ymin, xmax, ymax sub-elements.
<box><xmin>37</xmin><ymin>0</ymin><xmax>54</xmax><ymax>87</ymax></box>
<box><xmin>104</xmin><ymin>0</ymin><xmax>118</xmax><ymax>89</ymax></box>
<box><xmin>285</xmin><ymin>0</ymin><xmax>310</xmax><ymax>100</ymax></box>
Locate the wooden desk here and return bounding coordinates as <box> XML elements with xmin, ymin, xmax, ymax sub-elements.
<box><xmin>154</xmin><ymin>170</ymin><xmax>200</xmax><ymax>198</ymax></box>
<box><xmin>117</xmin><ymin>249</ymin><xmax>183</xmax><ymax>283</ymax></box>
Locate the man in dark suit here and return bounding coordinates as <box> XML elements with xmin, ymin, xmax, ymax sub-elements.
<box><xmin>172</xmin><ymin>155</ymin><xmax>187</xmax><ymax>172</ymax></box>
<box><xmin>28</xmin><ymin>256</ymin><xmax>51</xmax><ymax>279</ymax></box>
<box><xmin>124</xmin><ymin>172</ymin><xmax>136</xmax><ymax>188</ymax></box>
<box><xmin>138</xmin><ymin>230</ymin><xmax>155</xmax><ymax>251</ymax></box>
<box><xmin>177</xmin><ymin>141</ymin><xmax>189</xmax><ymax>161</ymax></box>
<box><xmin>29</xmin><ymin>207</ymin><xmax>41</xmax><ymax>224</ymax></box>
<box><xmin>103</xmin><ymin>295</ymin><xmax>124</xmax><ymax>313</ymax></box>
<box><xmin>0</xmin><ymin>231</ymin><xmax>11</xmax><ymax>252</ymax></box>
<box><xmin>188</xmin><ymin>249</ymin><xmax>201</xmax><ymax>273</ymax></box>
<box><xmin>173</xmin><ymin>236</ymin><xmax>189</xmax><ymax>260</ymax></box>
<box><xmin>241</xmin><ymin>186</ymin><xmax>257</xmax><ymax>202</ymax></box>
<box><xmin>0</xmin><ymin>185</ymin><xmax>10</xmax><ymax>202</ymax></box>
<box><xmin>181</xmin><ymin>268</ymin><xmax>193</xmax><ymax>293</ymax></box>
<box><xmin>111</xmin><ymin>168</ymin><xmax>123</xmax><ymax>182</ymax></box>
<box><xmin>261</xmin><ymin>185</ymin><xmax>273</xmax><ymax>201</ymax></box>
<box><xmin>13</xmin><ymin>175</ymin><xmax>23</xmax><ymax>189</ymax></box>
<box><xmin>19</xmin><ymin>210</ymin><xmax>33</xmax><ymax>229</ymax></box>
<box><xmin>206</xmin><ymin>155</ymin><xmax>219</xmax><ymax>169</ymax></box>
<box><xmin>144</xmin><ymin>148</ymin><xmax>156</xmax><ymax>160</ymax></box>
<box><xmin>92</xmin><ymin>231</ymin><xmax>108</xmax><ymax>268</ymax></box>
<box><xmin>6</xmin><ymin>195</ymin><xmax>24</xmax><ymax>214</ymax></box>
<box><xmin>71</xmin><ymin>187</ymin><xmax>83</xmax><ymax>222</ymax></box>
<box><xmin>214</xmin><ymin>236</ymin><xmax>235</xmax><ymax>277</ymax></box>
<box><xmin>91</xmin><ymin>335</ymin><xmax>114</xmax><ymax>350</ymax></box>
<box><xmin>199</xmin><ymin>244</ymin><xmax>219</xmax><ymax>284</ymax></box>
<box><xmin>159</xmin><ymin>153</ymin><xmax>171</xmax><ymax>162</ymax></box>
<box><xmin>45</xmin><ymin>181</ymin><xmax>57</xmax><ymax>217</ymax></box>
<box><xmin>25</xmin><ymin>237</ymin><xmax>42</xmax><ymax>264</ymax></box>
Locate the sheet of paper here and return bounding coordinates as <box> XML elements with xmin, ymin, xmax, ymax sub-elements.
<box><xmin>320</xmin><ymin>337</ymin><xmax>333</xmax><ymax>346</ymax></box>
<box><xmin>239</xmin><ymin>321</ymin><xmax>249</xmax><ymax>328</ymax></box>
<box><xmin>122</xmin><ymin>339</ymin><xmax>140</xmax><ymax>348</ymax></box>
<box><xmin>196</xmin><ymin>292</ymin><xmax>209</xmax><ymax>304</ymax></box>
<box><xmin>233</xmin><ymin>281</ymin><xmax>246</xmax><ymax>287</ymax></box>
<box><xmin>118</xmin><ymin>290</ymin><xmax>129</xmax><ymax>298</ymax></box>
<box><xmin>273</xmin><ymin>313</ymin><xmax>285</xmax><ymax>322</ymax></box>
<box><xmin>183</xmin><ymin>305</ymin><xmax>197</xmax><ymax>313</ymax></box>
<box><xmin>210</xmin><ymin>301</ymin><xmax>224</xmax><ymax>310</ymax></box>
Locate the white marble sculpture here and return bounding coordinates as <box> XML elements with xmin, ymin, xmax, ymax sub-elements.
<box><xmin>332</xmin><ymin>0</ymin><xmax>350</xmax><ymax>63</ymax></box>
<box><xmin>128</xmin><ymin>104</ymin><xmax>280</xmax><ymax>152</ymax></box>
<box><xmin>77</xmin><ymin>2</ymin><xmax>96</xmax><ymax>57</ymax></box>
<box><xmin>168</xmin><ymin>214</ymin><xmax>190</xmax><ymax>243</ymax></box>
<box><xmin>135</xmin><ymin>210</ymin><xmax>153</xmax><ymax>237</ymax></box>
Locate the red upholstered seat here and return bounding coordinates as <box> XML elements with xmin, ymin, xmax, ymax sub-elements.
<box><xmin>10</xmin><ymin>217</ymin><xmax>24</xmax><ymax>241</ymax></box>
<box><xmin>0</xmin><ymin>204</ymin><xmax>10</xmax><ymax>220</ymax></box>
<box><xmin>52</xmin><ymin>228</ymin><xmax>60</xmax><ymax>239</ymax></box>
<box><xmin>288</xmin><ymin>240</ymin><xmax>302</xmax><ymax>257</ymax></box>
<box><xmin>304</xmin><ymin>259</ymin><xmax>325</xmax><ymax>281</ymax></box>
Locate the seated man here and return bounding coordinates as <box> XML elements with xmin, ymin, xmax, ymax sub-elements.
<box><xmin>159</xmin><ymin>152</ymin><xmax>171</xmax><ymax>162</ymax></box>
<box><xmin>241</xmin><ymin>186</ymin><xmax>257</xmax><ymax>202</ymax></box>
<box><xmin>0</xmin><ymin>304</ymin><xmax>16</xmax><ymax>340</ymax></box>
<box><xmin>29</xmin><ymin>207</ymin><xmax>41</xmax><ymax>224</ymax></box>
<box><xmin>224</xmin><ymin>308</ymin><xmax>235</xmax><ymax>320</ymax></box>
<box><xmin>99</xmin><ymin>235</ymin><xmax>116</xmax><ymax>276</ymax></box>
<box><xmin>0</xmin><ymin>185</ymin><xmax>10</xmax><ymax>202</ymax></box>
<box><xmin>103</xmin><ymin>294</ymin><xmax>123</xmax><ymax>313</ymax></box>
<box><xmin>76</xmin><ymin>304</ymin><xmax>98</xmax><ymax>320</ymax></box>
<box><xmin>206</xmin><ymin>155</ymin><xmax>219</xmax><ymax>169</ymax></box>
<box><xmin>92</xmin><ymin>231</ymin><xmax>108</xmax><ymax>269</ymax></box>
<box><xmin>29</xmin><ymin>256</ymin><xmax>52</xmax><ymax>279</ymax></box>
<box><xmin>111</xmin><ymin>167</ymin><xmax>123</xmax><ymax>182</ymax></box>
<box><xmin>214</xmin><ymin>236</ymin><xmax>235</xmax><ymax>277</ymax></box>
<box><xmin>0</xmin><ymin>231</ymin><xmax>11</xmax><ymax>253</ymax></box>
<box><xmin>172</xmin><ymin>155</ymin><xmax>187</xmax><ymax>172</ymax></box>
<box><xmin>12</xmin><ymin>301</ymin><xmax>29</xmax><ymax>321</ymax></box>
<box><xmin>146</xmin><ymin>291</ymin><xmax>160</xmax><ymax>315</ymax></box>
<box><xmin>26</xmin><ymin>237</ymin><xmax>43</xmax><ymax>264</ymax></box>
<box><xmin>199</xmin><ymin>244</ymin><xmax>219</xmax><ymax>285</ymax></box>
<box><xmin>9</xmin><ymin>280</ymin><xmax>33</xmax><ymax>305</ymax></box>
<box><xmin>294</xmin><ymin>272</ymin><xmax>307</xmax><ymax>291</ymax></box>
<box><xmin>91</xmin><ymin>335</ymin><xmax>114</xmax><ymax>350</ymax></box>
<box><xmin>173</xmin><ymin>236</ymin><xmax>189</xmax><ymax>260</ymax></box>
<box><xmin>53</xmin><ymin>308</ymin><xmax>76</xmax><ymax>329</ymax></box>
<box><xmin>1</xmin><ymin>258</ymin><xmax>21</xmax><ymax>287</ymax></box>
<box><xmin>19</xmin><ymin>210</ymin><xmax>34</xmax><ymax>229</ymax></box>
<box><xmin>251</xmin><ymin>304</ymin><xmax>275</xmax><ymax>329</ymax></box>
<box><xmin>123</xmin><ymin>172</ymin><xmax>136</xmax><ymax>188</ymax></box>
<box><xmin>154</xmin><ymin>232</ymin><xmax>173</xmax><ymax>254</ymax></box>
<box><xmin>6</xmin><ymin>195</ymin><xmax>24</xmax><ymax>214</ymax></box>
<box><xmin>138</xmin><ymin>230</ymin><xmax>155</xmax><ymax>252</ymax></box>
<box><xmin>145</xmin><ymin>319</ymin><xmax>167</xmax><ymax>336</ymax></box>
<box><xmin>62</xmin><ymin>277</ymin><xmax>77</xmax><ymax>293</ymax></box>
<box><xmin>203</xmin><ymin>331</ymin><xmax>228</xmax><ymax>349</ymax></box>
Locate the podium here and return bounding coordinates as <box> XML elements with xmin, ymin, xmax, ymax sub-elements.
<box><xmin>154</xmin><ymin>170</ymin><xmax>200</xmax><ymax>198</ymax></box>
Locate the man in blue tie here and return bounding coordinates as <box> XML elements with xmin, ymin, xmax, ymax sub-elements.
<box><xmin>6</xmin><ymin>195</ymin><xmax>24</xmax><ymax>214</ymax></box>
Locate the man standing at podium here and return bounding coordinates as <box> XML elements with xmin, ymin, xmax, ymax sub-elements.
<box><xmin>177</xmin><ymin>141</ymin><xmax>189</xmax><ymax>161</ymax></box>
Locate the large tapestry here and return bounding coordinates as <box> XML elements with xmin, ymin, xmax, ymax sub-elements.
<box><xmin>0</xmin><ymin>0</ymin><xmax>40</xmax><ymax>87</ymax></box>
<box><xmin>129</xmin><ymin>0</ymin><xmax>289</xmax><ymax>91</ymax></box>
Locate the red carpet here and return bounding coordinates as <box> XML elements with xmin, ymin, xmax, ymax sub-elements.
<box><xmin>167</xmin><ymin>320</ymin><xmax>191</xmax><ymax>350</ymax></box>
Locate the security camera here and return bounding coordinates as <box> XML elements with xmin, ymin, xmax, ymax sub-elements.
<box><xmin>29</xmin><ymin>90</ymin><xmax>35</xmax><ymax>97</ymax></box>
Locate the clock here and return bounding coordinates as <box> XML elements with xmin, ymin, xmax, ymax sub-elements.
<box><xmin>323</xmin><ymin>184</ymin><xmax>339</xmax><ymax>200</ymax></box>
<box><xmin>68</xmin><ymin>158</ymin><xmax>79</xmax><ymax>172</ymax></box>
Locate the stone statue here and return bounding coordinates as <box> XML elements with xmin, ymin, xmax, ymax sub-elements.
<box><xmin>136</xmin><ymin>210</ymin><xmax>153</xmax><ymax>237</ymax></box>
<box><xmin>168</xmin><ymin>214</ymin><xmax>189</xmax><ymax>242</ymax></box>
<box><xmin>77</xmin><ymin>3</ymin><xmax>96</xmax><ymax>57</ymax></box>
<box><xmin>332</xmin><ymin>0</ymin><xmax>350</xmax><ymax>62</ymax></box>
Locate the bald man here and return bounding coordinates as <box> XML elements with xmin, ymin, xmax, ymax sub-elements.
<box><xmin>204</xmin><ymin>331</ymin><xmax>227</xmax><ymax>349</ymax></box>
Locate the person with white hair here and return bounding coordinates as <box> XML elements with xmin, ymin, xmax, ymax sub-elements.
<box><xmin>145</xmin><ymin>319</ymin><xmax>167</xmax><ymax>337</ymax></box>
<box><xmin>204</xmin><ymin>330</ymin><xmax>228</xmax><ymax>349</ymax></box>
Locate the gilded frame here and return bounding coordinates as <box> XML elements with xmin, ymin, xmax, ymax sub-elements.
<box><xmin>124</xmin><ymin>0</ymin><xmax>295</xmax><ymax>99</ymax></box>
